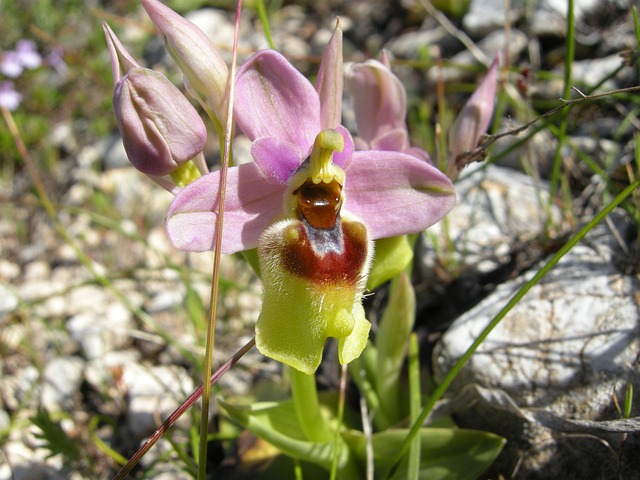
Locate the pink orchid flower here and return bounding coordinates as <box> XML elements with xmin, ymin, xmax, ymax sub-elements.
<box><xmin>165</xmin><ymin>26</ymin><xmax>456</xmax><ymax>373</ymax></box>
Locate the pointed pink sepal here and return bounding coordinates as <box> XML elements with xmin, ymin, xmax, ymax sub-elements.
<box><xmin>449</xmin><ymin>55</ymin><xmax>499</xmax><ymax>161</ymax></box>
<box><xmin>235</xmin><ymin>50</ymin><xmax>320</xmax><ymax>150</ymax></box>
<box><xmin>315</xmin><ymin>19</ymin><xmax>343</xmax><ymax>130</ymax></box>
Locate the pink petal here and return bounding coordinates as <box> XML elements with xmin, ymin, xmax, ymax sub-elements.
<box><xmin>235</xmin><ymin>50</ymin><xmax>320</xmax><ymax>151</ymax></box>
<box><xmin>315</xmin><ymin>20</ymin><xmax>343</xmax><ymax>130</ymax></box>
<box><xmin>166</xmin><ymin>163</ymin><xmax>286</xmax><ymax>253</ymax></box>
<box><xmin>346</xmin><ymin>60</ymin><xmax>407</xmax><ymax>145</ymax></box>
<box><xmin>370</xmin><ymin>127</ymin><xmax>411</xmax><ymax>153</ymax></box>
<box><xmin>251</xmin><ymin>137</ymin><xmax>305</xmax><ymax>184</ymax></box>
<box><xmin>344</xmin><ymin>151</ymin><xmax>456</xmax><ymax>239</ymax></box>
<box><xmin>405</xmin><ymin>146</ymin><xmax>433</xmax><ymax>164</ymax></box>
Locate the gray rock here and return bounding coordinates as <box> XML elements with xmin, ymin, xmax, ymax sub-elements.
<box><xmin>48</xmin><ymin>121</ymin><xmax>77</xmax><ymax>155</ymax></box>
<box><xmin>100</xmin><ymin>134</ymin><xmax>129</xmax><ymax>171</ymax></box>
<box><xmin>0</xmin><ymin>283</ymin><xmax>18</xmax><ymax>317</ymax></box>
<box><xmin>2</xmin><ymin>366</ymin><xmax>40</xmax><ymax>411</ymax></box>
<box><xmin>433</xmin><ymin>213</ymin><xmax>640</xmax><ymax>419</ymax></box>
<box><xmin>427</xmin><ymin>29</ymin><xmax>527</xmax><ymax>84</ymax></box>
<box><xmin>0</xmin><ymin>408</ymin><xmax>9</xmax><ymax>432</ymax></box>
<box><xmin>531</xmin><ymin>0</ymin><xmax>604</xmax><ymax>37</ymax></box>
<box><xmin>122</xmin><ymin>363</ymin><xmax>194</xmax><ymax>439</ymax></box>
<box><xmin>84</xmin><ymin>349</ymin><xmax>141</xmax><ymax>395</ymax></box>
<box><xmin>558</xmin><ymin>54</ymin><xmax>627</xmax><ymax>91</ymax></box>
<box><xmin>41</xmin><ymin>356</ymin><xmax>84</xmax><ymax>412</ymax></box>
<box><xmin>66</xmin><ymin>302</ymin><xmax>134</xmax><ymax>360</ymax></box>
<box><xmin>463</xmin><ymin>0</ymin><xmax>523</xmax><ymax>38</ymax></box>
<box><xmin>384</xmin><ymin>27</ymin><xmax>447</xmax><ymax>61</ymax></box>
<box><xmin>0</xmin><ymin>259</ymin><xmax>20</xmax><ymax>282</ymax></box>
<box><xmin>419</xmin><ymin>164</ymin><xmax>565</xmax><ymax>278</ymax></box>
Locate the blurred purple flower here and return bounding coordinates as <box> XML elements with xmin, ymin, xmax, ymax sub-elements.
<box><xmin>15</xmin><ymin>40</ymin><xmax>42</xmax><ymax>69</ymax></box>
<box><xmin>0</xmin><ymin>81</ymin><xmax>22</xmax><ymax>111</ymax></box>
<box><xmin>1</xmin><ymin>39</ymin><xmax>42</xmax><ymax>78</ymax></box>
<box><xmin>45</xmin><ymin>47</ymin><xmax>68</xmax><ymax>77</ymax></box>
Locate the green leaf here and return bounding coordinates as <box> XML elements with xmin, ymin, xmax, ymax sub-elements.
<box><xmin>343</xmin><ymin>427</ymin><xmax>504</xmax><ymax>480</ymax></box>
<box><xmin>31</xmin><ymin>409</ymin><xmax>81</xmax><ymax>462</ymax></box>
<box><xmin>375</xmin><ymin>271</ymin><xmax>416</xmax><ymax>427</ymax></box>
<box><xmin>367</xmin><ymin>236</ymin><xmax>413</xmax><ymax>291</ymax></box>
<box><xmin>407</xmin><ymin>334</ymin><xmax>421</xmax><ymax>480</ymax></box>
<box><xmin>219</xmin><ymin>399</ymin><xmax>362</xmax><ymax>478</ymax></box>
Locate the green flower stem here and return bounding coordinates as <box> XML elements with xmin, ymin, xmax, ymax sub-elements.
<box><xmin>407</xmin><ymin>333</ymin><xmax>421</xmax><ymax>480</ymax></box>
<box><xmin>197</xmin><ymin>2</ymin><xmax>242</xmax><ymax>477</ymax></box>
<box><xmin>255</xmin><ymin>0</ymin><xmax>275</xmax><ymax>49</ymax></box>
<box><xmin>549</xmin><ymin>0</ymin><xmax>575</xmax><ymax>199</ymax></box>
<box><xmin>330</xmin><ymin>364</ymin><xmax>348</xmax><ymax>480</ymax></box>
<box><xmin>290</xmin><ymin>367</ymin><xmax>333</xmax><ymax>442</ymax></box>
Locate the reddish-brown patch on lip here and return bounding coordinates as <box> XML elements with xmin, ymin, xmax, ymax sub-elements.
<box><xmin>281</xmin><ymin>219</ymin><xmax>368</xmax><ymax>286</ymax></box>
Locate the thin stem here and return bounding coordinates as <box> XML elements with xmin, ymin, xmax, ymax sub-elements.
<box><xmin>549</xmin><ymin>0</ymin><xmax>574</xmax><ymax>199</ymax></box>
<box><xmin>330</xmin><ymin>364</ymin><xmax>348</xmax><ymax>480</ymax></box>
<box><xmin>197</xmin><ymin>1</ymin><xmax>242</xmax><ymax>478</ymax></box>
<box><xmin>290</xmin><ymin>368</ymin><xmax>332</xmax><ymax>442</ymax></box>
<box><xmin>406</xmin><ymin>334</ymin><xmax>421</xmax><ymax>480</ymax></box>
<box><xmin>255</xmin><ymin>0</ymin><xmax>275</xmax><ymax>49</ymax></box>
<box><xmin>417</xmin><ymin>0</ymin><xmax>488</xmax><ymax>65</ymax></box>
<box><xmin>386</xmin><ymin>177</ymin><xmax>640</xmax><ymax>478</ymax></box>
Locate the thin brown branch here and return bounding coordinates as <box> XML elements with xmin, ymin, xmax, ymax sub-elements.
<box><xmin>454</xmin><ymin>84</ymin><xmax>640</xmax><ymax>173</ymax></box>
<box><xmin>112</xmin><ymin>337</ymin><xmax>256</xmax><ymax>480</ymax></box>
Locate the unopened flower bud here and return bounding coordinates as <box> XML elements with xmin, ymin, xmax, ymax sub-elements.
<box><xmin>141</xmin><ymin>0</ymin><xmax>229</xmax><ymax>126</ymax></box>
<box><xmin>113</xmin><ymin>67</ymin><xmax>207</xmax><ymax>177</ymax></box>
<box><xmin>448</xmin><ymin>55</ymin><xmax>499</xmax><ymax>167</ymax></box>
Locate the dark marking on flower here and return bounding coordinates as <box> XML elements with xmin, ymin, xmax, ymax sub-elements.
<box><xmin>281</xmin><ymin>218</ymin><xmax>368</xmax><ymax>286</ymax></box>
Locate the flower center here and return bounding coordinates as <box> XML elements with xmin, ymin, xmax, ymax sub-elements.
<box><xmin>287</xmin><ymin>128</ymin><xmax>347</xmax><ymax>229</ymax></box>
<box><xmin>295</xmin><ymin>179</ymin><xmax>342</xmax><ymax>229</ymax></box>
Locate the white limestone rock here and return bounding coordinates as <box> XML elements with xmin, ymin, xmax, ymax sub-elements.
<box><xmin>433</xmin><ymin>213</ymin><xmax>640</xmax><ymax>418</ymax></box>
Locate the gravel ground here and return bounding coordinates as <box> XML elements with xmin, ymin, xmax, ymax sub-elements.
<box><xmin>1</xmin><ymin>0</ymin><xmax>639</xmax><ymax>478</ymax></box>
